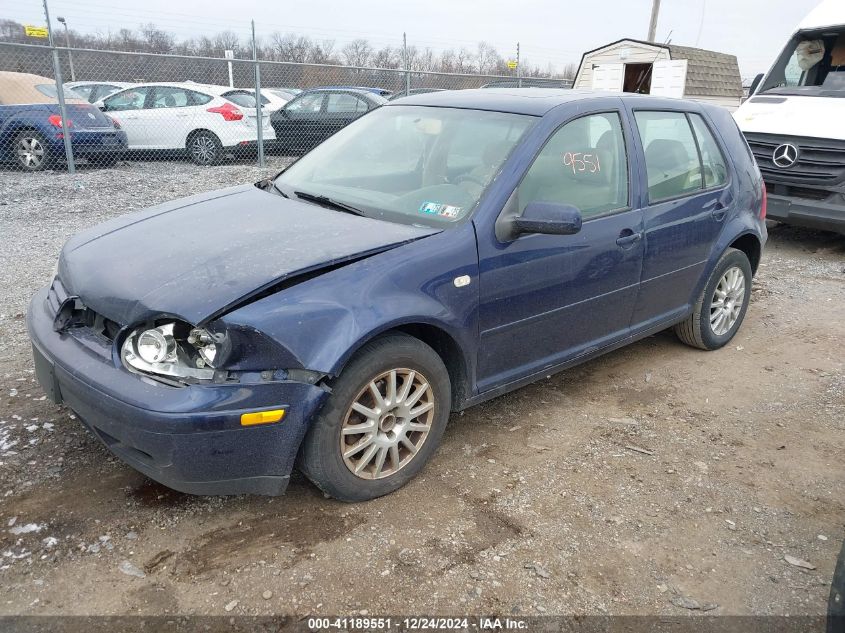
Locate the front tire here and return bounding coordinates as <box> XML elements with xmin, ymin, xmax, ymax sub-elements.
<box><xmin>674</xmin><ymin>247</ymin><xmax>753</xmax><ymax>350</ymax></box>
<box><xmin>186</xmin><ymin>131</ymin><xmax>223</xmax><ymax>165</ymax></box>
<box><xmin>298</xmin><ymin>334</ymin><xmax>451</xmax><ymax>502</ymax></box>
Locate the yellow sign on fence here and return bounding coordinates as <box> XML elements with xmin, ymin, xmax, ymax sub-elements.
<box><xmin>24</xmin><ymin>25</ymin><xmax>49</xmax><ymax>38</ymax></box>
<box><xmin>507</xmin><ymin>60</ymin><xmax>518</xmax><ymax>69</ymax></box>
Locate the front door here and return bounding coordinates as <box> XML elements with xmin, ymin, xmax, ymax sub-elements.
<box><xmin>274</xmin><ymin>92</ymin><xmax>326</xmax><ymax>152</ymax></box>
<box><xmin>475</xmin><ymin>109</ymin><xmax>644</xmax><ymax>392</ymax></box>
<box><xmin>101</xmin><ymin>86</ymin><xmax>152</xmax><ymax>148</ymax></box>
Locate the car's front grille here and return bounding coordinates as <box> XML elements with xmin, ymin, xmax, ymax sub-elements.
<box><xmin>46</xmin><ymin>277</ymin><xmax>121</xmax><ymax>342</ymax></box>
<box><xmin>765</xmin><ymin>182</ymin><xmax>832</xmax><ymax>201</ymax></box>
<box><xmin>744</xmin><ymin>133</ymin><xmax>845</xmax><ymax>187</ymax></box>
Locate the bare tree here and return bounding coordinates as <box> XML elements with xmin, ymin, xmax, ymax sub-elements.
<box><xmin>342</xmin><ymin>38</ymin><xmax>372</xmax><ymax>67</ymax></box>
<box><xmin>140</xmin><ymin>23</ymin><xmax>174</xmax><ymax>53</ymax></box>
<box><xmin>475</xmin><ymin>41</ymin><xmax>501</xmax><ymax>74</ymax></box>
<box><xmin>213</xmin><ymin>30</ymin><xmax>241</xmax><ymax>55</ymax></box>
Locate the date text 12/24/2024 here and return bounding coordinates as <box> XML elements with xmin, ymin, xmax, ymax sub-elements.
<box><xmin>306</xmin><ymin>616</ymin><xmax>529</xmax><ymax>630</ymax></box>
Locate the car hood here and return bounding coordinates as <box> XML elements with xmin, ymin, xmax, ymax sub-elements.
<box><xmin>735</xmin><ymin>95</ymin><xmax>845</xmax><ymax>139</ymax></box>
<box><xmin>59</xmin><ymin>184</ymin><xmax>439</xmax><ymax>326</ymax></box>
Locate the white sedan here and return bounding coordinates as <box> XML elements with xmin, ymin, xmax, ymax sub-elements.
<box><xmin>96</xmin><ymin>82</ymin><xmax>275</xmax><ymax>165</ymax></box>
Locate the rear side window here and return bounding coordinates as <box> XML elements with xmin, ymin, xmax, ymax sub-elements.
<box><xmin>151</xmin><ymin>87</ymin><xmax>191</xmax><ymax>109</ymax></box>
<box><xmin>635</xmin><ymin>111</ymin><xmax>702</xmax><ymax>202</ymax></box>
<box><xmin>326</xmin><ymin>93</ymin><xmax>368</xmax><ymax>113</ymax></box>
<box><xmin>518</xmin><ymin>112</ymin><xmax>629</xmax><ymax>220</ymax></box>
<box><xmin>688</xmin><ymin>114</ymin><xmax>728</xmax><ymax>188</ymax></box>
<box><xmin>286</xmin><ymin>93</ymin><xmax>324</xmax><ymax>113</ymax></box>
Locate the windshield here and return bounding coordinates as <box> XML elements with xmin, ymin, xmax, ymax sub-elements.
<box><xmin>758</xmin><ymin>30</ymin><xmax>845</xmax><ymax>97</ymax></box>
<box><xmin>274</xmin><ymin>105</ymin><xmax>534</xmax><ymax>227</ymax></box>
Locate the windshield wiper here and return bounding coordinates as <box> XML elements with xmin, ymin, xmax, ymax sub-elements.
<box><xmin>294</xmin><ymin>191</ymin><xmax>366</xmax><ymax>217</ymax></box>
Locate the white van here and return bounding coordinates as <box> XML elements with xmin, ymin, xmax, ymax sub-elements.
<box><xmin>734</xmin><ymin>0</ymin><xmax>845</xmax><ymax>234</ymax></box>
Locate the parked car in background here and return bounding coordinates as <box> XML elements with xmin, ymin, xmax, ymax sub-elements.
<box><xmin>221</xmin><ymin>88</ymin><xmax>289</xmax><ymax>112</ymax></box>
<box><xmin>735</xmin><ymin>0</ymin><xmax>845</xmax><ymax>234</ymax></box>
<box><xmin>96</xmin><ymin>82</ymin><xmax>275</xmax><ymax>165</ymax></box>
<box><xmin>270</xmin><ymin>88</ymin><xmax>386</xmax><ymax>154</ymax></box>
<box><xmin>481</xmin><ymin>79</ymin><xmax>572</xmax><ymax>89</ymax></box>
<box><xmin>320</xmin><ymin>85</ymin><xmax>392</xmax><ymax>97</ymax></box>
<box><xmin>0</xmin><ymin>72</ymin><xmax>127</xmax><ymax>171</ymax></box>
<box><xmin>267</xmin><ymin>88</ymin><xmax>300</xmax><ymax>101</ymax></box>
<box><xmin>388</xmin><ymin>88</ymin><xmax>447</xmax><ymax>100</ymax></box>
<box><xmin>29</xmin><ymin>90</ymin><xmax>766</xmax><ymax>501</ymax></box>
<box><xmin>64</xmin><ymin>81</ymin><xmax>137</xmax><ymax>104</ymax></box>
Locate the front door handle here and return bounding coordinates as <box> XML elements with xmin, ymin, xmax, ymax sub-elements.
<box><xmin>616</xmin><ymin>230</ymin><xmax>643</xmax><ymax>248</ymax></box>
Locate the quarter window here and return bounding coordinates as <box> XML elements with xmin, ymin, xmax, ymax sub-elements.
<box><xmin>688</xmin><ymin>114</ymin><xmax>728</xmax><ymax>188</ymax></box>
<box><xmin>635</xmin><ymin>111</ymin><xmax>703</xmax><ymax>202</ymax></box>
<box><xmin>517</xmin><ymin>112</ymin><xmax>629</xmax><ymax>219</ymax></box>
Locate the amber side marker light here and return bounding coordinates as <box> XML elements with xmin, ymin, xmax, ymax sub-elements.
<box><xmin>240</xmin><ymin>409</ymin><xmax>286</xmax><ymax>426</ymax></box>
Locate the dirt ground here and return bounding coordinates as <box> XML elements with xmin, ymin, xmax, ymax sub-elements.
<box><xmin>0</xmin><ymin>162</ymin><xmax>843</xmax><ymax>618</ymax></box>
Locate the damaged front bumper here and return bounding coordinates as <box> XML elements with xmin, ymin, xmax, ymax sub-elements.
<box><xmin>27</xmin><ymin>284</ymin><xmax>330</xmax><ymax>496</ymax></box>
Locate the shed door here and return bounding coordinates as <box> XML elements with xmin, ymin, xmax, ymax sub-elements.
<box><xmin>591</xmin><ymin>63</ymin><xmax>624</xmax><ymax>91</ymax></box>
<box><xmin>650</xmin><ymin>60</ymin><xmax>688</xmax><ymax>98</ymax></box>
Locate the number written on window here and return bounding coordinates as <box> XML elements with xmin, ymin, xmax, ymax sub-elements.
<box><xmin>562</xmin><ymin>151</ymin><xmax>602</xmax><ymax>175</ymax></box>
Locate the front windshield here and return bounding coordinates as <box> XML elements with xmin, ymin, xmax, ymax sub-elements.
<box><xmin>275</xmin><ymin>105</ymin><xmax>534</xmax><ymax>227</ymax></box>
<box><xmin>758</xmin><ymin>30</ymin><xmax>845</xmax><ymax>97</ymax></box>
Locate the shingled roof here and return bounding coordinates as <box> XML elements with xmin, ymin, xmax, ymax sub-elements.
<box><xmin>667</xmin><ymin>44</ymin><xmax>743</xmax><ymax>98</ymax></box>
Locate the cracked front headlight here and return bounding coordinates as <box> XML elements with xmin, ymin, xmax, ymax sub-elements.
<box><xmin>121</xmin><ymin>322</ymin><xmax>226</xmax><ymax>381</ymax></box>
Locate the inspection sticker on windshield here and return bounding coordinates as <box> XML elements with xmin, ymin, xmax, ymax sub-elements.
<box><xmin>419</xmin><ymin>202</ymin><xmax>462</xmax><ymax>219</ymax></box>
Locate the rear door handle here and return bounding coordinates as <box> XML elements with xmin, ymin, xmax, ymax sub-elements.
<box><xmin>705</xmin><ymin>199</ymin><xmax>728</xmax><ymax>221</ymax></box>
<box><xmin>616</xmin><ymin>231</ymin><xmax>642</xmax><ymax>248</ymax></box>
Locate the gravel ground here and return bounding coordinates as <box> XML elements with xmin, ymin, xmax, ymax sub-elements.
<box><xmin>0</xmin><ymin>160</ymin><xmax>843</xmax><ymax>618</ymax></box>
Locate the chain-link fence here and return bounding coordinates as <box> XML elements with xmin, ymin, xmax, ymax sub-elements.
<box><xmin>0</xmin><ymin>41</ymin><xmax>572</xmax><ymax>173</ymax></box>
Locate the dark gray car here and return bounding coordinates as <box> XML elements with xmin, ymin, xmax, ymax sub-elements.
<box><xmin>270</xmin><ymin>88</ymin><xmax>386</xmax><ymax>155</ymax></box>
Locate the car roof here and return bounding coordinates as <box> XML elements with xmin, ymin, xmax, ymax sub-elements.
<box><xmin>300</xmin><ymin>87</ymin><xmax>381</xmax><ymax>98</ymax></box>
<box><xmin>66</xmin><ymin>81</ymin><xmax>136</xmax><ymax>88</ymax></box>
<box><xmin>386</xmin><ymin>88</ymin><xmax>680</xmax><ymax>116</ymax></box>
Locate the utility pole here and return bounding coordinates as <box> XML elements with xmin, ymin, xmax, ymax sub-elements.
<box><xmin>516</xmin><ymin>42</ymin><xmax>521</xmax><ymax>88</ymax></box>
<box><xmin>57</xmin><ymin>16</ymin><xmax>75</xmax><ymax>81</ymax></box>
<box><xmin>251</xmin><ymin>20</ymin><xmax>264</xmax><ymax>168</ymax></box>
<box><xmin>43</xmin><ymin>0</ymin><xmax>74</xmax><ymax>173</ymax></box>
<box><xmin>647</xmin><ymin>0</ymin><xmax>661</xmax><ymax>42</ymax></box>
<box><xmin>403</xmin><ymin>32</ymin><xmax>410</xmax><ymax>96</ymax></box>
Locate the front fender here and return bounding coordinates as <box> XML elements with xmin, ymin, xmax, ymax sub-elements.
<box><xmin>218</xmin><ymin>224</ymin><xmax>480</xmax><ymax>388</ymax></box>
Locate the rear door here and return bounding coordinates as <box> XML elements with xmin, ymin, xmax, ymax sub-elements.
<box><xmin>627</xmin><ymin>107</ymin><xmax>732</xmax><ymax>328</ymax></box>
<box><xmin>146</xmin><ymin>86</ymin><xmax>199</xmax><ymax>148</ymax></box>
<box><xmin>323</xmin><ymin>92</ymin><xmax>370</xmax><ymax>137</ymax></box>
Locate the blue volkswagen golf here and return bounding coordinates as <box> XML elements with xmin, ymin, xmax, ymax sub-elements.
<box><xmin>28</xmin><ymin>90</ymin><xmax>766</xmax><ymax>501</ymax></box>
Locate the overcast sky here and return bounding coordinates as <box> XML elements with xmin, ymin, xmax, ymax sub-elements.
<box><xmin>11</xmin><ymin>0</ymin><xmax>823</xmax><ymax>78</ymax></box>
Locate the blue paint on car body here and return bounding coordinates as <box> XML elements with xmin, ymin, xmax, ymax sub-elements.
<box><xmin>27</xmin><ymin>89</ymin><xmax>767</xmax><ymax>496</ymax></box>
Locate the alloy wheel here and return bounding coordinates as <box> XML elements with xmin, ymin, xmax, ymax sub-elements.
<box><xmin>340</xmin><ymin>368</ymin><xmax>435</xmax><ymax>480</ymax></box>
<box><xmin>17</xmin><ymin>136</ymin><xmax>45</xmax><ymax>169</ymax></box>
<box><xmin>710</xmin><ymin>265</ymin><xmax>746</xmax><ymax>336</ymax></box>
<box><xmin>190</xmin><ymin>135</ymin><xmax>218</xmax><ymax>164</ymax></box>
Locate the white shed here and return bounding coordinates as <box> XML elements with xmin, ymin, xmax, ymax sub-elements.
<box><xmin>574</xmin><ymin>39</ymin><xmax>744</xmax><ymax>111</ymax></box>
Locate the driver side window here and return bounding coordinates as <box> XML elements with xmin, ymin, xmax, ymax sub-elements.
<box><xmin>104</xmin><ymin>87</ymin><xmax>149</xmax><ymax>111</ymax></box>
<box><xmin>286</xmin><ymin>93</ymin><xmax>324</xmax><ymax>113</ymax></box>
<box><xmin>517</xmin><ymin>112</ymin><xmax>629</xmax><ymax>220</ymax></box>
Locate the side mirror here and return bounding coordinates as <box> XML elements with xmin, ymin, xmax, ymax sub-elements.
<box><xmin>513</xmin><ymin>202</ymin><xmax>582</xmax><ymax>236</ymax></box>
<box><xmin>94</xmin><ymin>100</ymin><xmax>106</xmax><ymax>111</ymax></box>
<box><xmin>749</xmin><ymin>73</ymin><xmax>764</xmax><ymax>97</ymax></box>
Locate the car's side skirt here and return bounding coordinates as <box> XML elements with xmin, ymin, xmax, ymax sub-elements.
<box><xmin>459</xmin><ymin>307</ymin><xmax>689</xmax><ymax>411</ymax></box>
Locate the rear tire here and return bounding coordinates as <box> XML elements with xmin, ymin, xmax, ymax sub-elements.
<box><xmin>298</xmin><ymin>334</ymin><xmax>451</xmax><ymax>502</ymax></box>
<box><xmin>674</xmin><ymin>247</ymin><xmax>753</xmax><ymax>350</ymax></box>
<box><xmin>186</xmin><ymin>131</ymin><xmax>223</xmax><ymax>166</ymax></box>
<box><xmin>13</xmin><ymin>130</ymin><xmax>54</xmax><ymax>171</ymax></box>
